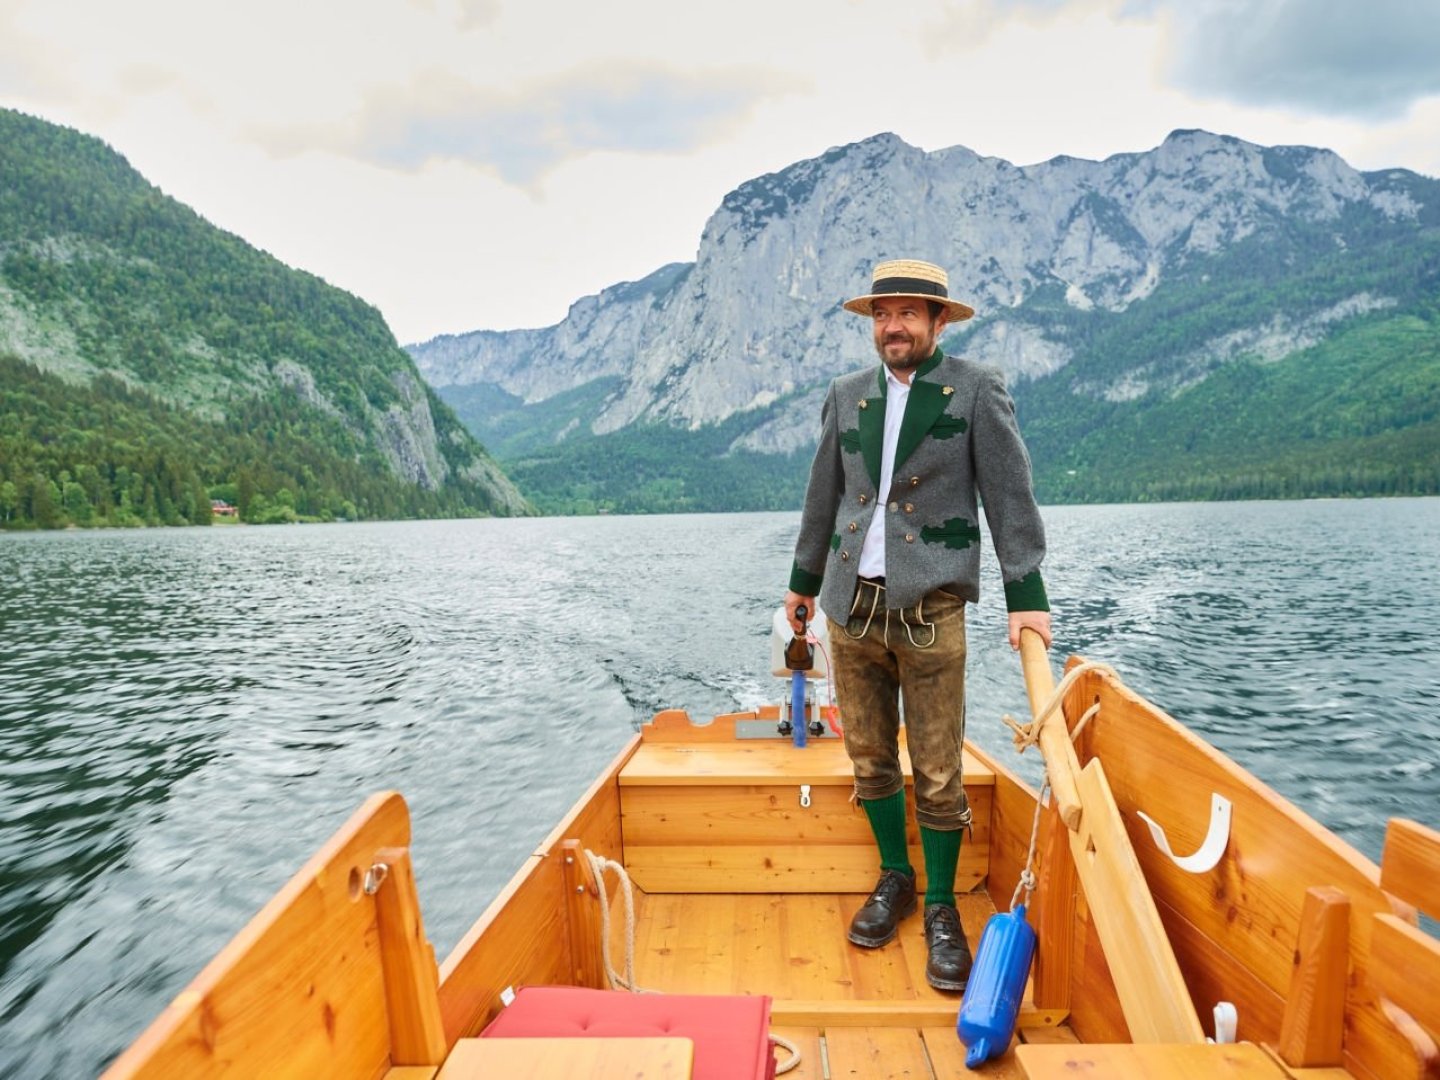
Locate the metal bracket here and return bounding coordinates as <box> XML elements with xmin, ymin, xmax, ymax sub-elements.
<box><xmin>362</xmin><ymin>862</ymin><xmax>389</xmax><ymax>895</ymax></box>
<box><xmin>799</xmin><ymin>784</ymin><xmax>812</xmax><ymax>809</ymax></box>
<box><xmin>1136</xmin><ymin>793</ymin><xmax>1232</xmax><ymax>874</ymax></box>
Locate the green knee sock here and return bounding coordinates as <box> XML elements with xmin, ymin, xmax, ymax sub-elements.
<box><xmin>861</xmin><ymin>790</ymin><xmax>913</xmax><ymax>876</ymax></box>
<box><xmin>920</xmin><ymin>826</ymin><xmax>962</xmax><ymax>908</ymax></box>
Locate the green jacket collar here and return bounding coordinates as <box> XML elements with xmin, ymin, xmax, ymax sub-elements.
<box><xmin>859</xmin><ymin>349</ymin><xmax>947</xmax><ymax>490</ymax></box>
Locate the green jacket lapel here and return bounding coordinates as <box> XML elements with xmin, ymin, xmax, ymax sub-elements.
<box><xmin>857</xmin><ymin>367</ymin><xmax>885</xmax><ymax>489</ymax></box>
<box><xmin>894</xmin><ymin>351</ymin><xmax>948</xmax><ymax>476</ymax></box>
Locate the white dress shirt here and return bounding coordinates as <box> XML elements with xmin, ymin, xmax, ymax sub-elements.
<box><xmin>856</xmin><ymin>367</ymin><xmax>910</xmax><ymax>579</ymax></box>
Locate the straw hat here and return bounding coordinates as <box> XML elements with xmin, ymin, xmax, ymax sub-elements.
<box><xmin>843</xmin><ymin>259</ymin><xmax>975</xmax><ymax>321</ymax></box>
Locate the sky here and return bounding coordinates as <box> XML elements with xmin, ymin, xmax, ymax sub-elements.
<box><xmin>3</xmin><ymin>0</ymin><xmax>1439</xmax><ymax>343</ymax></box>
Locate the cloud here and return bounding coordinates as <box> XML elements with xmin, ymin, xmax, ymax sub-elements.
<box><xmin>404</xmin><ymin>0</ymin><xmax>499</xmax><ymax>31</ymax></box>
<box><xmin>257</xmin><ymin>62</ymin><xmax>802</xmax><ymax>186</ymax></box>
<box><xmin>0</xmin><ymin>3</ymin><xmax>71</xmax><ymax>100</ymax></box>
<box><xmin>1158</xmin><ymin>0</ymin><xmax>1440</xmax><ymax>120</ymax></box>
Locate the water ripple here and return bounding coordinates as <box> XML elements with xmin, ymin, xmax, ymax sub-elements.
<box><xmin>0</xmin><ymin>501</ymin><xmax>1438</xmax><ymax>1076</ymax></box>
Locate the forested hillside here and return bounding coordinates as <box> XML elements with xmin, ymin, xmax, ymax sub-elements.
<box><xmin>0</xmin><ymin>108</ymin><xmax>529</xmax><ymax>528</ymax></box>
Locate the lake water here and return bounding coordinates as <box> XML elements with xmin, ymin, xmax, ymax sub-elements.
<box><xmin>1</xmin><ymin>500</ymin><xmax>1437</xmax><ymax>1077</ymax></box>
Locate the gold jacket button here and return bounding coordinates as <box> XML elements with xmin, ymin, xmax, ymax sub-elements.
<box><xmin>904</xmin><ymin>534</ymin><xmax>915</xmax><ymax>543</ymax></box>
<box><xmin>858</xmin><ymin>494</ymin><xmax>868</xmax><ymax>505</ymax></box>
<box><xmin>840</xmin><ymin>551</ymin><xmax>850</xmax><ymax>561</ymax></box>
<box><xmin>847</xmin><ymin>522</ymin><xmax>857</xmax><ymax>532</ymax></box>
<box><xmin>904</xmin><ymin>502</ymin><xmax>914</xmax><ymax>513</ymax></box>
<box><xmin>888</xmin><ymin>500</ymin><xmax>898</xmax><ymax>511</ymax></box>
<box><xmin>909</xmin><ymin>476</ymin><xmax>919</xmax><ymax>487</ymax></box>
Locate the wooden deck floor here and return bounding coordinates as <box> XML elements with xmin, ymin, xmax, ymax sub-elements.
<box><xmin>607</xmin><ymin>887</ymin><xmax>1075</xmax><ymax>1079</ymax></box>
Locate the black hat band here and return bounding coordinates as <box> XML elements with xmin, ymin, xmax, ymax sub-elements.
<box><xmin>871</xmin><ymin>276</ymin><xmax>948</xmax><ymax>299</ymax></box>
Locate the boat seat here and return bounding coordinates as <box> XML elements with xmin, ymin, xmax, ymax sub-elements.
<box><xmin>478</xmin><ymin>985</ymin><xmax>777</xmax><ymax>1080</ymax></box>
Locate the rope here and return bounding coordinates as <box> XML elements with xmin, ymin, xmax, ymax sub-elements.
<box><xmin>583</xmin><ymin>849</ymin><xmax>802</xmax><ymax>1075</ymax></box>
<box><xmin>1000</xmin><ymin>659</ymin><xmax>1118</xmax><ymax>754</ymax></box>
<box><xmin>584</xmin><ymin>849</ymin><xmax>652</xmax><ymax>994</ymax></box>
<box><xmin>1003</xmin><ymin>662</ymin><xmax>1114</xmax><ymax>910</ymax></box>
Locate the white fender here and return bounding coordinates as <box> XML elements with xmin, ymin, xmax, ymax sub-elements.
<box><xmin>1136</xmin><ymin>793</ymin><xmax>1231</xmax><ymax>874</ymax></box>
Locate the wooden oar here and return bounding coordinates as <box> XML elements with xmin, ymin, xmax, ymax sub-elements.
<box><xmin>1018</xmin><ymin>627</ymin><xmax>1083</xmax><ymax>830</ymax></box>
<box><xmin>1016</xmin><ymin>627</ymin><xmax>1206</xmax><ymax>1044</ymax></box>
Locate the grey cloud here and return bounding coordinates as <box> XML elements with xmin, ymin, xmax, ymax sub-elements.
<box><xmin>261</xmin><ymin>64</ymin><xmax>799</xmax><ymax>185</ymax></box>
<box><xmin>1161</xmin><ymin>0</ymin><xmax>1440</xmax><ymax>119</ymax></box>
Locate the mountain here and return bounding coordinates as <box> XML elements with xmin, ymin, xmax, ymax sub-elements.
<box><xmin>408</xmin><ymin>130</ymin><xmax>1440</xmax><ymax>512</ymax></box>
<box><xmin>0</xmin><ymin>108</ymin><xmax>529</xmax><ymax>528</ymax></box>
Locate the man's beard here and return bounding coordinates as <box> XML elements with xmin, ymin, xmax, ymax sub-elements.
<box><xmin>875</xmin><ymin>331</ymin><xmax>932</xmax><ymax>369</ymax></box>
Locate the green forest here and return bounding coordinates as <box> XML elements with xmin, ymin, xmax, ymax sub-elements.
<box><xmin>0</xmin><ymin>107</ymin><xmax>523</xmax><ymax>530</ymax></box>
<box><xmin>0</xmin><ymin>354</ymin><xmax>506</xmax><ymax>528</ymax></box>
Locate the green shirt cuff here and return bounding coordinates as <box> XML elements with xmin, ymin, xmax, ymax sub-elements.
<box><xmin>789</xmin><ymin>562</ymin><xmax>823</xmax><ymax>597</ymax></box>
<box><xmin>1004</xmin><ymin>570</ymin><xmax>1049</xmax><ymax>613</ymax></box>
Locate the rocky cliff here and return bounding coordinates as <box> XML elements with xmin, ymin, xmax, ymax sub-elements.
<box><xmin>408</xmin><ymin>129</ymin><xmax>1440</xmax><ymax>510</ymax></box>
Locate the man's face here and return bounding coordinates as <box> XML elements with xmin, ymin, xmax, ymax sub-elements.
<box><xmin>871</xmin><ymin>296</ymin><xmax>946</xmax><ymax>374</ymax></box>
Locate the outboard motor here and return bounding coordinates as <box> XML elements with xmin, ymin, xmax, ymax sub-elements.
<box><xmin>769</xmin><ymin>606</ymin><xmax>832</xmax><ymax>744</ymax></box>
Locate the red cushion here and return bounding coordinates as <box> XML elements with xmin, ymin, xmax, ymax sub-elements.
<box><xmin>480</xmin><ymin>986</ymin><xmax>775</xmax><ymax>1080</ymax></box>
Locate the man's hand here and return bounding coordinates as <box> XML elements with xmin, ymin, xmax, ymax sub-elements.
<box><xmin>785</xmin><ymin>590</ymin><xmax>816</xmax><ymax>635</ymax></box>
<box><xmin>1008</xmin><ymin>610</ymin><xmax>1052</xmax><ymax>651</ymax></box>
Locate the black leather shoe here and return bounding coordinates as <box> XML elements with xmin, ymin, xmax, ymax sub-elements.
<box><xmin>924</xmin><ymin>904</ymin><xmax>973</xmax><ymax>991</ymax></box>
<box><xmin>847</xmin><ymin>868</ymin><xmax>917</xmax><ymax>947</ymax></box>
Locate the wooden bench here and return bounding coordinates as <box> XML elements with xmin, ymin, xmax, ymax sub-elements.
<box><xmin>620</xmin><ymin>710</ymin><xmax>994</xmax><ymax>893</ymax></box>
<box><xmin>1015</xmin><ymin>1042</ymin><xmax>1287</xmax><ymax>1078</ymax></box>
<box><xmin>437</xmin><ymin>1036</ymin><xmax>693</xmax><ymax>1078</ymax></box>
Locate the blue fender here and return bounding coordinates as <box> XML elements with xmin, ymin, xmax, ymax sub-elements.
<box><xmin>956</xmin><ymin>904</ymin><xmax>1037</xmax><ymax>1068</ymax></box>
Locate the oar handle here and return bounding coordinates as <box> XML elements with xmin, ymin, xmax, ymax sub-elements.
<box><xmin>1018</xmin><ymin>628</ymin><xmax>1084</xmax><ymax>831</ymax></box>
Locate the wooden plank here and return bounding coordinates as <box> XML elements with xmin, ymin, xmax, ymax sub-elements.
<box><xmin>1374</xmin><ymin>998</ymin><xmax>1439</xmax><ymax>1080</ymax></box>
<box><xmin>1380</xmin><ymin>819</ymin><xmax>1440</xmax><ymax>918</ymax></box>
<box><xmin>103</xmin><ymin>792</ymin><xmax>411</xmax><ymax>1080</ymax></box>
<box><xmin>770</xmin><ymin>1000</ymin><xmax>1066</xmax><ymax>1028</ymax></box>
<box><xmin>619</xmin><ymin>741</ymin><xmax>994</xmax><ymax>786</ymax></box>
<box><xmin>1030</xmin><ymin>798</ymin><xmax>1076</xmax><ymax>1012</ymax></box>
<box><xmin>1156</xmin><ymin>893</ymin><xmax>1286</xmax><ymax>1044</ymax></box>
<box><xmin>925</xmin><ymin>1026</ymin><xmax>1025</xmax><ymax>1078</ymax></box>
<box><xmin>767</xmin><ymin>1027</ymin><xmax>823</xmax><ymax>1080</ymax></box>
<box><xmin>623</xmin><ymin>839</ymin><xmax>987</xmax><ymax>894</ymax></box>
<box><xmin>770</xmin><ymin>893</ymin><xmax>857</xmax><ymax>1001</ymax></box>
<box><xmin>1276</xmin><ymin>886</ymin><xmax>1350</xmax><ymax>1067</ymax></box>
<box><xmin>1016</xmin><ymin>1042</ymin><xmax>1289</xmax><ymax>1078</ymax></box>
<box><xmin>1370</xmin><ymin>913</ymin><xmax>1440</xmax><ymax>1038</ymax></box>
<box><xmin>1065</xmin><ymin>883</ymin><xmax>1132</xmax><ymax>1045</ymax></box>
<box><xmin>824</xmin><ymin>1027</ymin><xmax>933</xmax><ymax>1079</ymax></box>
<box><xmin>1019</xmin><ymin>1024</ymin><xmax>1080</xmax><ymax>1044</ymax></box>
<box><xmin>620</xmin><ymin>782</ymin><xmax>874</xmax><ymax>846</ymax></box>
<box><xmin>436</xmin><ymin>1036</ymin><xmax>694</xmax><ymax>1078</ymax></box>
<box><xmin>384</xmin><ymin>1069</ymin><xmax>438</xmax><ymax>1080</ymax></box>
<box><xmin>373</xmin><ymin>846</ymin><xmax>447</xmax><ymax>1066</ymax></box>
<box><xmin>562</xmin><ymin>839</ymin><xmax>605</xmax><ymax>990</ymax></box>
<box><xmin>1068</xmin><ymin>757</ymin><xmax>1206</xmax><ymax>1043</ymax></box>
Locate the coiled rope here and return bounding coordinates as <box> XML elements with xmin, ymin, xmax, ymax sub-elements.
<box><xmin>583</xmin><ymin>848</ymin><xmax>801</xmax><ymax>1075</ymax></box>
<box><xmin>999</xmin><ymin>659</ymin><xmax>1118</xmax><ymax>910</ymax></box>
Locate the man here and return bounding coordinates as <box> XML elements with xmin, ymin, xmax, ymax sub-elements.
<box><xmin>784</xmin><ymin>258</ymin><xmax>1052</xmax><ymax>992</ymax></box>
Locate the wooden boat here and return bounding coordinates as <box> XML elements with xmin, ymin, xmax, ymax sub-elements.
<box><xmin>104</xmin><ymin>635</ymin><xmax>1440</xmax><ymax>1079</ymax></box>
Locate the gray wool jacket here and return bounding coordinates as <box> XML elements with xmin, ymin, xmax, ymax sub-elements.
<box><xmin>789</xmin><ymin>349</ymin><xmax>1049</xmax><ymax>619</ymax></box>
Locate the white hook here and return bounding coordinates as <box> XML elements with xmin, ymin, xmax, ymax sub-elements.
<box><xmin>1136</xmin><ymin>793</ymin><xmax>1231</xmax><ymax>873</ymax></box>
